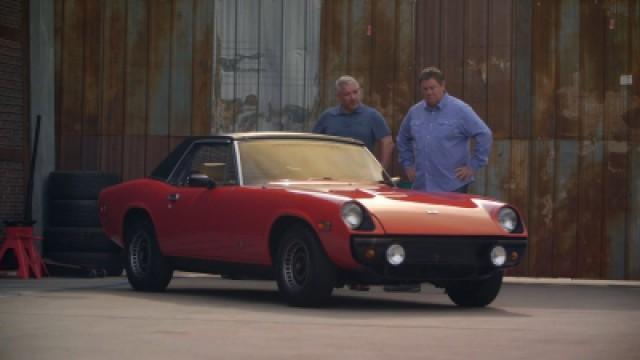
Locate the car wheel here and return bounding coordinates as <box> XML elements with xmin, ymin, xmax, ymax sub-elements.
<box><xmin>446</xmin><ymin>271</ymin><xmax>503</xmax><ymax>307</ymax></box>
<box><xmin>125</xmin><ymin>220</ymin><xmax>173</xmax><ymax>292</ymax></box>
<box><xmin>276</xmin><ymin>224</ymin><xmax>336</xmax><ymax>307</ymax></box>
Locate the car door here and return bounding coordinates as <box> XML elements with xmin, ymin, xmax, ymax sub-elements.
<box><xmin>160</xmin><ymin>140</ymin><xmax>239</xmax><ymax>260</ymax></box>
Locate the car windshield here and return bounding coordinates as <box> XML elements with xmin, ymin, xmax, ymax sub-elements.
<box><xmin>238</xmin><ymin>139</ymin><xmax>387</xmax><ymax>186</ymax></box>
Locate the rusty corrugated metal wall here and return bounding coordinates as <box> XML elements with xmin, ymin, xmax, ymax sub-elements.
<box><xmin>55</xmin><ymin>0</ymin><xmax>639</xmax><ymax>279</ymax></box>
<box><xmin>55</xmin><ymin>0</ymin><xmax>321</xmax><ymax>179</ymax></box>
<box><xmin>408</xmin><ymin>0</ymin><xmax>639</xmax><ymax>280</ymax></box>
<box><xmin>319</xmin><ymin>0</ymin><xmax>416</xmax><ymax>178</ymax></box>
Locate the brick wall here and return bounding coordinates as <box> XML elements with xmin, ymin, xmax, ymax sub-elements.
<box><xmin>0</xmin><ymin>0</ymin><xmax>28</xmax><ymax>238</ymax></box>
<box><xmin>0</xmin><ymin>162</ymin><xmax>25</xmax><ymax>230</ymax></box>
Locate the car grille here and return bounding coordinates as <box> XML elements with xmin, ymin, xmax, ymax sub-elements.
<box><xmin>349</xmin><ymin>235</ymin><xmax>527</xmax><ymax>281</ymax></box>
<box><xmin>352</xmin><ymin>235</ymin><xmax>527</xmax><ymax>266</ymax></box>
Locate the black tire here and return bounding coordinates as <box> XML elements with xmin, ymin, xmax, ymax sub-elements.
<box><xmin>44</xmin><ymin>227</ymin><xmax>121</xmax><ymax>253</ymax></box>
<box><xmin>125</xmin><ymin>219</ymin><xmax>173</xmax><ymax>292</ymax></box>
<box><xmin>275</xmin><ymin>224</ymin><xmax>336</xmax><ymax>307</ymax></box>
<box><xmin>446</xmin><ymin>271</ymin><xmax>504</xmax><ymax>307</ymax></box>
<box><xmin>48</xmin><ymin>171</ymin><xmax>121</xmax><ymax>201</ymax></box>
<box><xmin>48</xmin><ymin>200</ymin><xmax>100</xmax><ymax>227</ymax></box>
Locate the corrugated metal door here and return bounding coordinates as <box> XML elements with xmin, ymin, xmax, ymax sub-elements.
<box><xmin>319</xmin><ymin>0</ymin><xmax>416</xmax><ymax>177</ymax></box>
<box><xmin>55</xmin><ymin>0</ymin><xmax>322</xmax><ymax>178</ymax></box>
<box><xmin>414</xmin><ymin>0</ymin><xmax>640</xmax><ymax>280</ymax></box>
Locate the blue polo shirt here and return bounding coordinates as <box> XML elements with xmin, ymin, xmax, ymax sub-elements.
<box><xmin>396</xmin><ymin>94</ymin><xmax>492</xmax><ymax>192</ymax></box>
<box><xmin>312</xmin><ymin>104</ymin><xmax>391</xmax><ymax>152</ymax></box>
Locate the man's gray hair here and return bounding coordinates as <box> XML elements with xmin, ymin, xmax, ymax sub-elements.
<box><xmin>335</xmin><ymin>75</ymin><xmax>360</xmax><ymax>92</ymax></box>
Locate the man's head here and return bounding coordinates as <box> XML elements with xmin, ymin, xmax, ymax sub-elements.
<box><xmin>335</xmin><ymin>75</ymin><xmax>361</xmax><ymax>113</ymax></box>
<box><xmin>418</xmin><ymin>67</ymin><xmax>446</xmax><ymax>107</ymax></box>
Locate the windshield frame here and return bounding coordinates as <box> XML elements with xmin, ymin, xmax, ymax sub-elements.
<box><xmin>236</xmin><ymin>138</ymin><xmax>393</xmax><ymax>187</ymax></box>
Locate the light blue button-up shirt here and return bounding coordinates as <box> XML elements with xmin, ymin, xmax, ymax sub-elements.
<box><xmin>396</xmin><ymin>94</ymin><xmax>492</xmax><ymax>192</ymax></box>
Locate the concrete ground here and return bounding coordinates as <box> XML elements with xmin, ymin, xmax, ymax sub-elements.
<box><xmin>0</xmin><ymin>274</ymin><xmax>639</xmax><ymax>360</ymax></box>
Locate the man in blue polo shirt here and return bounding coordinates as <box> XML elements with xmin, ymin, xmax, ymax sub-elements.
<box><xmin>397</xmin><ymin>67</ymin><xmax>492</xmax><ymax>193</ymax></box>
<box><xmin>312</xmin><ymin>76</ymin><xmax>394</xmax><ymax>172</ymax></box>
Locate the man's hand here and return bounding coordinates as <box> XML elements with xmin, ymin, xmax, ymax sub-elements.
<box><xmin>455</xmin><ymin>165</ymin><xmax>474</xmax><ymax>181</ymax></box>
<box><xmin>405</xmin><ymin>166</ymin><xmax>416</xmax><ymax>182</ymax></box>
<box><xmin>378</xmin><ymin>135</ymin><xmax>394</xmax><ymax>173</ymax></box>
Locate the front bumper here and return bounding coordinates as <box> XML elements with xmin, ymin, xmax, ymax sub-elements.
<box><xmin>351</xmin><ymin>235</ymin><xmax>527</xmax><ymax>281</ymax></box>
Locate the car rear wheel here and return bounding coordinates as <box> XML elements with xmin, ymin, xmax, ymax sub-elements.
<box><xmin>276</xmin><ymin>224</ymin><xmax>336</xmax><ymax>307</ymax></box>
<box><xmin>445</xmin><ymin>271</ymin><xmax>503</xmax><ymax>307</ymax></box>
<box><xmin>125</xmin><ymin>220</ymin><xmax>173</xmax><ymax>292</ymax></box>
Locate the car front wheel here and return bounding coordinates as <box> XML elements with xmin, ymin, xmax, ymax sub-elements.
<box><xmin>125</xmin><ymin>219</ymin><xmax>173</xmax><ymax>292</ymax></box>
<box><xmin>276</xmin><ymin>224</ymin><xmax>336</xmax><ymax>307</ymax></box>
<box><xmin>445</xmin><ymin>271</ymin><xmax>503</xmax><ymax>307</ymax></box>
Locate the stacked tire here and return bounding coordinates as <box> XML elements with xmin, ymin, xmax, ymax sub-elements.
<box><xmin>44</xmin><ymin>171</ymin><xmax>123</xmax><ymax>276</ymax></box>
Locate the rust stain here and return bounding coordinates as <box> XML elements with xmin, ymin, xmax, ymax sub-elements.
<box><xmin>607</xmin><ymin>141</ymin><xmax>628</xmax><ymax>174</ymax></box>
<box><xmin>582</xmin><ymin>92</ymin><xmax>604</xmax><ymax>117</ymax></box>
<box><xmin>466</xmin><ymin>59</ymin><xmax>487</xmax><ymax>83</ymax></box>
<box><xmin>623</xmin><ymin>96</ymin><xmax>640</xmax><ymax>128</ymax></box>
<box><xmin>533</xmin><ymin>75</ymin><xmax>555</xmax><ymax>112</ymax></box>
<box><xmin>489</xmin><ymin>56</ymin><xmax>511</xmax><ymax>72</ymax></box>
<box><xmin>370</xmin><ymin>85</ymin><xmax>395</xmax><ymax>116</ymax></box>
<box><xmin>607</xmin><ymin>141</ymin><xmax>628</xmax><ymax>153</ymax></box>
<box><xmin>327</xmin><ymin>2</ymin><xmax>345</xmax><ymax>69</ymax></box>
<box><xmin>580</xmin><ymin>139</ymin><xmax>598</xmax><ymax>156</ymax></box>
<box><xmin>509</xmin><ymin>143</ymin><xmax>528</xmax><ymax>192</ymax></box>
<box><xmin>541</xmin><ymin>194</ymin><xmax>553</xmax><ymax>226</ymax></box>
<box><xmin>582</xmin><ymin>92</ymin><xmax>605</xmax><ymax>139</ymax></box>
<box><xmin>556</xmin><ymin>72</ymin><xmax>580</xmax><ymax>120</ymax></box>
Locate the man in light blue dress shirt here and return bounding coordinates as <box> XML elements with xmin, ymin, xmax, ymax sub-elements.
<box><xmin>397</xmin><ymin>67</ymin><xmax>492</xmax><ymax>193</ymax></box>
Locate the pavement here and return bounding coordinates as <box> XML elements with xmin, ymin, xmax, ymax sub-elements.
<box><xmin>503</xmin><ymin>276</ymin><xmax>640</xmax><ymax>287</ymax></box>
<box><xmin>1</xmin><ymin>273</ymin><xmax>639</xmax><ymax>360</ymax></box>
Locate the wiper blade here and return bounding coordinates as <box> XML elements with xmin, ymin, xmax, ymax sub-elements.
<box><xmin>306</xmin><ymin>177</ymin><xmax>334</xmax><ymax>181</ymax></box>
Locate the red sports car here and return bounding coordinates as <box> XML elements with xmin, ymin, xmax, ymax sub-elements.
<box><xmin>99</xmin><ymin>132</ymin><xmax>527</xmax><ymax>307</ymax></box>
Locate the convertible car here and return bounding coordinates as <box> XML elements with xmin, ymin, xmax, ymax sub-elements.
<box><xmin>99</xmin><ymin>132</ymin><xmax>527</xmax><ymax>307</ymax></box>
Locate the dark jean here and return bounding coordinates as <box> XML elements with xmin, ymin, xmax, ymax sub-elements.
<box><xmin>453</xmin><ymin>184</ymin><xmax>469</xmax><ymax>194</ymax></box>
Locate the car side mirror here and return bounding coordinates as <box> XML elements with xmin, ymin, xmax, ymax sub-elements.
<box><xmin>188</xmin><ymin>173</ymin><xmax>216</xmax><ymax>189</ymax></box>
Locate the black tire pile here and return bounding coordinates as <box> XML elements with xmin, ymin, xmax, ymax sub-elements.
<box><xmin>44</xmin><ymin>171</ymin><xmax>124</xmax><ymax>276</ymax></box>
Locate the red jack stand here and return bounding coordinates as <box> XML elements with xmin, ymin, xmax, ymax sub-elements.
<box><xmin>0</xmin><ymin>224</ymin><xmax>48</xmax><ymax>279</ymax></box>
<box><xmin>0</xmin><ymin>116</ymin><xmax>47</xmax><ymax>279</ymax></box>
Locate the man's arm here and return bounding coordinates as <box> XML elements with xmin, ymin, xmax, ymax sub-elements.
<box><xmin>396</xmin><ymin>112</ymin><xmax>415</xmax><ymax>181</ymax></box>
<box><xmin>368</xmin><ymin>109</ymin><xmax>393</xmax><ymax>172</ymax></box>
<box><xmin>378</xmin><ymin>135</ymin><xmax>394</xmax><ymax>173</ymax></box>
<box><xmin>461</xmin><ymin>105</ymin><xmax>492</xmax><ymax>172</ymax></box>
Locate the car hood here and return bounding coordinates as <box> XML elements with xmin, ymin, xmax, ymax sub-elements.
<box><xmin>267</xmin><ymin>182</ymin><xmax>509</xmax><ymax>236</ymax></box>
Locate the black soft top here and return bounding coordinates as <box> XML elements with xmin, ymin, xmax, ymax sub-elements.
<box><xmin>149</xmin><ymin>132</ymin><xmax>363</xmax><ymax>181</ymax></box>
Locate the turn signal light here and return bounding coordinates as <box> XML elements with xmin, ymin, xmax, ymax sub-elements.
<box><xmin>317</xmin><ymin>221</ymin><xmax>332</xmax><ymax>232</ymax></box>
<box><xmin>364</xmin><ymin>248</ymin><xmax>376</xmax><ymax>259</ymax></box>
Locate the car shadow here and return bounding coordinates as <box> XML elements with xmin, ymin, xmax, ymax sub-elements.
<box><xmin>101</xmin><ymin>279</ymin><xmax>527</xmax><ymax>318</ymax></box>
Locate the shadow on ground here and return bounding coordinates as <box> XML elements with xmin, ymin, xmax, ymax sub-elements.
<box><xmin>94</xmin><ymin>278</ymin><xmax>527</xmax><ymax>319</ymax></box>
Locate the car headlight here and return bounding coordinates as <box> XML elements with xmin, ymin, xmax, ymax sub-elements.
<box><xmin>341</xmin><ymin>202</ymin><xmax>363</xmax><ymax>229</ymax></box>
<box><xmin>498</xmin><ymin>207</ymin><xmax>518</xmax><ymax>233</ymax></box>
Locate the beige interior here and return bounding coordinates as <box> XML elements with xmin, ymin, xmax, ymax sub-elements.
<box><xmin>198</xmin><ymin>162</ymin><xmax>226</xmax><ymax>183</ymax></box>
